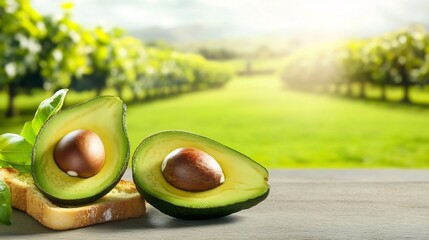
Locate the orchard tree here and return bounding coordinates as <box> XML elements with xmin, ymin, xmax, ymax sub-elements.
<box><xmin>107</xmin><ymin>34</ymin><xmax>144</xmax><ymax>99</ymax></box>
<box><xmin>366</xmin><ymin>38</ymin><xmax>392</xmax><ymax>100</ymax></box>
<box><xmin>0</xmin><ymin>0</ymin><xmax>45</xmax><ymax>117</ymax></box>
<box><xmin>340</xmin><ymin>40</ymin><xmax>367</xmax><ymax>97</ymax></box>
<box><xmin>71</xmin><ymin>26</ymin><xmax>113</xmax><ymax>95</ymax></box>
<box><xmin>416</xmin><ymin>34</ymin><xmax>429</xmax><ymax>87</ymax></box>
<box><xmin>38</xmin><ymin>3</ymin><xmax>91</xmax><ymax>91</ymax></box>
<box><xmin>383</xmin><ymin>27</ymin><xmax>427</xmax><ymax>103</ymax></box>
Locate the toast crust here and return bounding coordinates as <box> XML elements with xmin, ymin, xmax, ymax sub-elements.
<box><xmin>0</xmin><ymin>168</ymin><xmax>146</xmax><ymax>230</ymax></box>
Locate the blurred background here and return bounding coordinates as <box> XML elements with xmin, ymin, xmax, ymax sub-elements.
<box><xmin>2</xmin><ymin>0</ymin><xmax>429</xmax><ymax>168</ymax></box>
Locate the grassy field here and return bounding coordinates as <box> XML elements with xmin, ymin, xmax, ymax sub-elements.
<box><xmin>3</xmin><ymin>75</ymin><xmax>429</xmax><ymax>168</ymax></box>
<box><xmin>223</xmin><ymin>57</ymin><xmax>287</xmax><ymax>74</ymax></box>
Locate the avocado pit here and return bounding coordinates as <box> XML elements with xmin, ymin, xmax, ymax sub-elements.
<box><xmin>161</xmin><ymin>147</ymin><xmax>224</xmax><ymax>192</ymax></box>
<box><xmin>54</xmin><ymin>129</ymin><xmax>105</xmax><ymax>178</ymax></box>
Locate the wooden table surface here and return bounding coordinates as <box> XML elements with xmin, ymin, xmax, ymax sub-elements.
<box><xmin>2</xmin><ymin>169</ymin><xmax>429</xmax><ymax>239</ymax></box>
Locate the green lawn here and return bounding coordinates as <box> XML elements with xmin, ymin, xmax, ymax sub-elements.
<box><xmin>3</xmin><ymin>75</ymin><xmax>429</xmax><ymax>168</ymax></box>
<box><xmin>223</xmin><ymin>57</ymin><xmax>287</xmax><ymax>73</ymax></box>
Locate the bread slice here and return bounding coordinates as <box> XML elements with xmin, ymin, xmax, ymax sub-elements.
<box><xmin>0</xmin><ymin>168</ymin><xmax>146</xmax><ymax>230</ymax></box>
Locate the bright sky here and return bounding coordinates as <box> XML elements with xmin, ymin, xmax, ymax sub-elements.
<box><xmin>32</xmin><ymin>0</ymin><xmax>429</xmax><ymax>38</ymax></box>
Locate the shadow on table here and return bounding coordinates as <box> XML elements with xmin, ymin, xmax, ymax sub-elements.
<box><xmin>0</xmin><ymin>210</ymin><xmax>53</xmax><ymax>236</ymax></box>
<box><xmin>0</xmin><ymin>206</ymin><xmax>244</xmax><ymax>236</ymax></box>
<box><xmin>95</xmin><ymin>207</ymin><xmax>244</xmax><ymax>230</ymax></box>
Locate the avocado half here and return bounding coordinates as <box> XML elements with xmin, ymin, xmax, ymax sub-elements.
<box><xmin>132</xmin><ymin>130</ymin><xmax>270</xmax><ymax>219</ymax></box>
<box><xmin>32</xmin><ymin>96</ymin><xmax>130</xmax><ymax>205</ymax></box>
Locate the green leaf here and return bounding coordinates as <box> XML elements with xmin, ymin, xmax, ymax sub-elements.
<box><xmin>0</xmin><ymin>134</ymin><xmax>32</xmax><ymax>173</ymax></box>
<box><xmin>0</xmin><ymin>181</ymin><xmax>12</xmax><ymax>225</ymax></box>
<box><xmin>0</xmin><ymin>90</ymin><xmax>68</xmax><ymax>173</ymax></box>
<box><xmin>20</xmin><ymin>89</ymin><xmax>69</xmax><ymax>145</ymax></box>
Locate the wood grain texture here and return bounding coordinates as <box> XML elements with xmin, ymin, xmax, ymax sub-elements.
<box><xmin>2</xmin><ymin>169</ymin><xmax>429</xmax><ymax>239</ymax></box>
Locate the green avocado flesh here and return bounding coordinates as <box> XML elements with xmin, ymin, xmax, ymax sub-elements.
<box><xmin>32</xmin><ymin>96</ymin><xmax>130</xmax><ymax>205</ymax></box>
<box><xmin>132</xmin><ymin>131</ymin><xmax>270</xmax><ymax>219</ymax></box>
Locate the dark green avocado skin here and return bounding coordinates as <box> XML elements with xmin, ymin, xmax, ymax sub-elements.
<box><xmin>39</xmin><ymin>176</ymin><xmax>125</xmax><ymax>206</ymax></box>
<box><xmin>135</xmin><ymin>183</ymin><xmax>270</xmax><ymax>219</ymax></box>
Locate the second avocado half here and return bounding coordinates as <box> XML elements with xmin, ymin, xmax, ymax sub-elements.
<box><xmin>132</xmin><ymin>130</ymin><xmax>270</xmax><ymax>219</ymax></box>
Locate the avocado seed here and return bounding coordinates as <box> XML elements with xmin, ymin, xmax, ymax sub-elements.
<box><xmin>161</xmin><ymin>147</ymin><xmax>224</xmax><ymax>192</ymax></box>
<box><xmin>54</xmin><ymin>129</ymin><xmax>105</xmax><ymax>178</ymax></box>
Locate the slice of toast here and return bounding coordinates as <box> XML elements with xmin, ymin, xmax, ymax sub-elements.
<box><xmin>0</xmin><ymin>168</ymin><xmax>146</xmax><ymax>230</ymax></box>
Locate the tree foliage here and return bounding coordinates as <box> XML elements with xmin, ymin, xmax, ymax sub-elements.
<box><xmin>282</xmin><ymin>26</ymin><xmax>429</xmax><ymax>103</ymax></box>
<box><xmin>0</xmin><ymin>0</ymin><xmax>45</xmax><ymax>116</ymax></box>
<box><xmin>0</xmin><ymin>0</ymin><xmax>233</xmax><ymax>117</ymax></box>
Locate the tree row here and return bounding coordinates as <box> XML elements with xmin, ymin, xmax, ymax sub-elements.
<box><xmin>281</xmin><ymin>25</ymin><xmax>429</xmax><ymax>103</ymax></box>
<box><xmin>0</xmin><ymin>0</ymin><xmax>233</xmax><ymax>117</ymax></box>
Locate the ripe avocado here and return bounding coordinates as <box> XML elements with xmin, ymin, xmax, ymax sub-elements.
<box><xmin>132</xmin><ymin>131</ymin><xmax>270</xmax><ymax>219</ymax></box>
<box><xmin>32</xmin><ymin>96</ymin><xmax>130</xmax><ymax>205</ymax></box>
